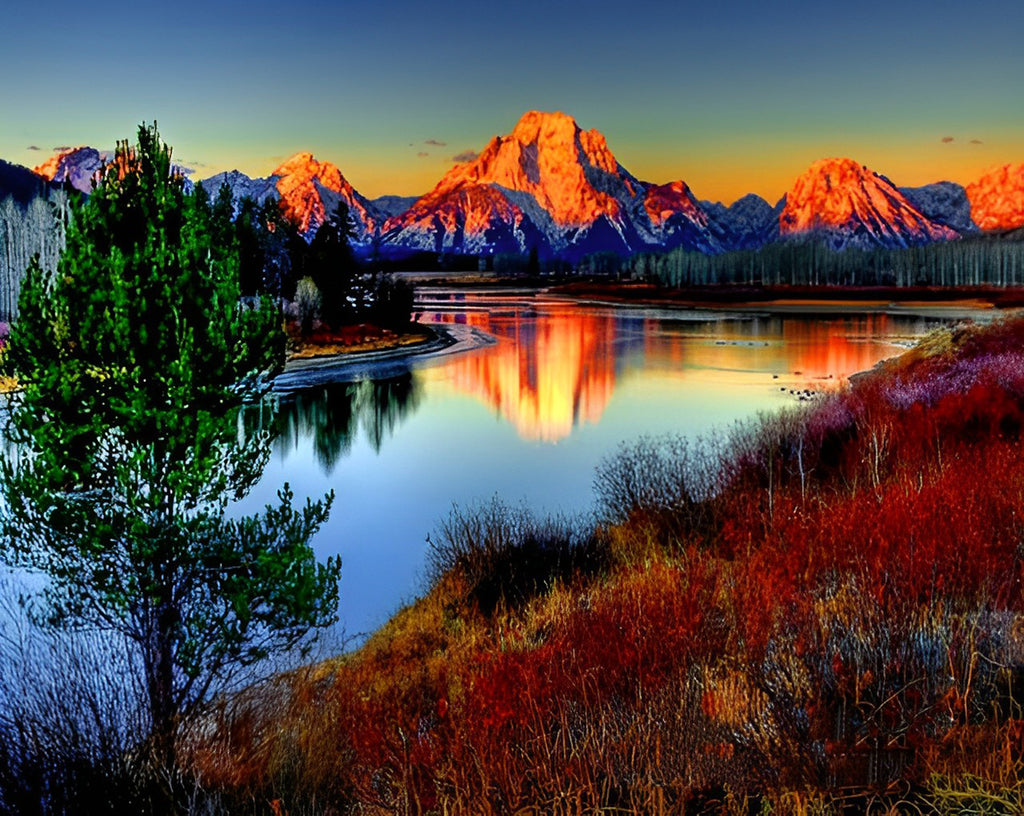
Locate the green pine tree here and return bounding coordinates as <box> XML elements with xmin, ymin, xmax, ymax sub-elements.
<box><xmin>0</xmin><ymin>123</ymin><xmax>340</xmax><ymax>806</ymax></box>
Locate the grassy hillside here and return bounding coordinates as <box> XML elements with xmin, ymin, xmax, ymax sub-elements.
<box><xmin>192</xmin><ymin>316</ymin><xmax>1024</xmax><ymax>814</ymax></box>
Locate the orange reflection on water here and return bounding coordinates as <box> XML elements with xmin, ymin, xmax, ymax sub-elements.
<box><xmin>427</xmin><ymin>307</ymin><xmax>618</xmax><ymax>442</ymax></box>
<box><xmin>424</xmin><ymin>305</ymin><xmax>920</xmax><ymax>443</ymax></box>
<box><xmin>649</xmin><ymin>314</ymin><xmax>905</xmax><ymax>381</ymax></box>
<box><xmin>784</xmin><ymin>315</ymin><xmax>903</xmax><ymax>380</ymax></box>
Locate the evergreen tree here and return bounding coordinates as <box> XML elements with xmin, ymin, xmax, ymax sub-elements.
<box><xmin>234</xmin><ymin>195</ymin><xmax>267</xmax><ymax>296</ymax></box>
<box><xmin>308</xmin><ymin>199</ymin><xmax>359</xmax><ymax>326</ymax></box>
<box><xmin>0</xmin><ymin>123</ymin><xmax>340</xmax><ymax>806</ymax></box>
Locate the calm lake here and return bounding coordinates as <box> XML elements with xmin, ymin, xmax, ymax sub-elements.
<box><xmin>243</xmin><ymin>290</ymin><xmax>981</xmax><ymax>640</ymax></box>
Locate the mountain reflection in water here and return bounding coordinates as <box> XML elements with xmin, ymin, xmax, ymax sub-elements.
<box><xmin>422</xmin><ymin>305</ymin><xmax>933</xmax><ymax>442</ymax></box>
<box><xmin>425</xmin><ymin>306</ymin><xmax>620</xmax><ymax>442</ymax></box>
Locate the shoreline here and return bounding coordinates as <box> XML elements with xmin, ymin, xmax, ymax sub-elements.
<box><xmin>543</xmin><ymin>281</ymin><xmax>1024</xmax><ymax>317</ymax></box>
<box><xmin>3</xmin><ymin>285</ymin><xmax>1000</xmax><ymax>398</ymax></box>
<box><xmin>273</xmin><ymin>322</ymin><xmax>497</xmax><ymax>392</ymax></box>
<box><xmin>287</xmin><ymin>327</ymin><xmax>434</xmax><ymax>361</ymax></box>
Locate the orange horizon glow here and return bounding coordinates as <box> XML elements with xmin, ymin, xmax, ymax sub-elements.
<box><xmin>21</xmin><ymin>122</ymin><xmax>1024</xmax><ymax>227</ymax></box>
<box><xmin>275</xmin><ymin>144</ymin><xmax>1024</xmax><ymax>209</ymax></box>
<box><xmin>25</xmin><ymin>123</ymin><xmax>1024</xmax><ymax>212</ymax></box>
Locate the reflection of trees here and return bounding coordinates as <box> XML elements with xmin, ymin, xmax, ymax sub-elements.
<box><xmin>277</xmin><ymin>382</ymin><xmax>361</xmax><ymax>471</ymax></box>
<box><xmin>276</xmin><ymin>373</ymin><xmax>422</xmax><ymax>472</ymax></box>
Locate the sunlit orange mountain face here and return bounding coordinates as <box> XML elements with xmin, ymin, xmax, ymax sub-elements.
<box><xmin>381</xmin><ymin>110</ymin><xmax>721</xmax><ymax>259</ymax></box>
<box><xmin>421</xmin><ymin>303</ymin><xmax>907</xmax><ymax>442</ymax></box>
<box><xmin>965</xmin><ymin>163</ymin><xmax>1024</xmax><ymax>231</ymax></box>
<box><xmin>194</xmin><ymin>153</ymin><xmax>382</xmax><ymax>241</ymax></box>
<box><xmin>270</xmin><ymin>152</ymin><xmax>380</xmax><ymax>239</ymax></box>
<box><xmin>780</xmin><ymin>158</ymin><xmax>958</xmax><ymax>250</ymax></box>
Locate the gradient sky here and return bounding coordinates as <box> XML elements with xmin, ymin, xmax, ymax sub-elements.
<box><xmin>1</xmin><ymin>0</ymin><xmax>1022</xmax><ymax>205</ymax></box>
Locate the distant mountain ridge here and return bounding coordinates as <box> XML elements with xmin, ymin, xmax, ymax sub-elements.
<box><xmin>701</xmin><ymin>194</ymin><xmax>782</xmax><ymax>251</ymax></box>
<box><xmin>18</xmin><ymin>117</ymin><xmax>1024</xmax><ymax>258</ymax></box>
<box><xmin>200</xmin><ymin>169</ymin><xmax>278</xmax><ymax>208</ymax></box>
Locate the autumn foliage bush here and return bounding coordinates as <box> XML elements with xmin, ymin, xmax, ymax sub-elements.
<box><xmin>192</xmin><ymin>316</ymin><xmax>1024</xmax><ymax>814</ymax></box>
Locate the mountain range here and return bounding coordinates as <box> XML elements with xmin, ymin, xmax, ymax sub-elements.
<box><xmin>18</xmin><ymin>111</ymin><xmax>1024</xmax><ymax>259</ymax></box>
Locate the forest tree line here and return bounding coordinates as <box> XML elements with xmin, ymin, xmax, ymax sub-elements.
<box><xmin>628</xmin><ymin>230</ymin><xmax>1024</xmax><ymax>289</ymax></box>
<box><xmin>5</xmin><ymin>182</ymin><xmax>1024</xmax><ymax>327</ymax></box>
<box><xmin>0</xmin><ymin>184</ymin><xmax>413</xmax><ymax>330</ymax></box>
<box><xmin>0</xmin><ymin>189</ymin><xmax>72</xmax><ymax>322</ymax></box>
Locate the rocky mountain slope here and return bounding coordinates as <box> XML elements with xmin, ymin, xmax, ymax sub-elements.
<box><xmin>779</xmin><ymin>158</ymin><xmax>958</xmax><ymax>250</ymax></box>
<box><xmin>899</xmin><ymin>181</ymin><xmax>978</xmax><ymax>234</ymax></box>
<box><xmin>380</xmin><ymin>111</ymin><xmax>722</xmax><ymax>259</ymax></box>
<box><xmin>965</xmin><ymin>164</ymin><xmax>1024</xmax><ymax>231</ymax></box>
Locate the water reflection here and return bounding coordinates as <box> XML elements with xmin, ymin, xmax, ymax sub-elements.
<box><xmin>276</xmin><ymin>374</ymin><xmax>421</xmax><ymax>472</ymax></box>
<box><xmin>423</xmin><ymin>305</ymin><xmax>939</xmax><ymax>442</ymax></box>
<box><xmin>427</xmin><ymin>306</ymin><xmax>620</xmax><ymax>442</ymax></box>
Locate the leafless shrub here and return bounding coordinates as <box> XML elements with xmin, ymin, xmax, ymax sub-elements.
<box><xmin>427</xmin><ymin>498</ymin><xmax>606</xmax><ymax>615</ymax></box>
<box><xmin>594</xmin><ymin>434</ymin><xmax>726</xmax><ymax>547</ymax></box>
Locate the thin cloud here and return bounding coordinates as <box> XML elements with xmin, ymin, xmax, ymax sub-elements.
<box><xmin>970</xmin><ymin>139</ymin><xmax>984</xmax><ymax>145</ymax></box>
<box><xmin>941</xmin><ymin>136</ymin><xmax>955</xmax><ymax>143</ymax></box>
<box><xmin>53</xmin><ymin>145</ymin><xmax>72</xmax><ymax>152</ymax></box>
<box><xmin>451</xmin><ymin>150</ymin><xmax>479</xmax><ymax>163</ymax></box>
<box><xmin>417</xmin><ymin>152</ymin><xmax>430</xmax><ymax>158</ymax></box>
<box><xmin>424</xmin><ymin>139</ymin><xmax>446</xmax><ymax>147</ymax></box>
<box><xmin>26</xmin><ymin>145</ymin><xmax>42</xmax><ymax>151</ymax></box>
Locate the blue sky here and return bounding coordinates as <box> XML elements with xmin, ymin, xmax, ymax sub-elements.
<box><xmin>2</xmin><ymin>0</ymin><xmax>1021</xmax><ymax>203</ymax></box>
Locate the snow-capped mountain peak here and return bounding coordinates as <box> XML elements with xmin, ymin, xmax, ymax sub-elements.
<box><xmin>381</xmin><ymin>110</ymin><xmax>720</xmax><ymax>258</ymax></box>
